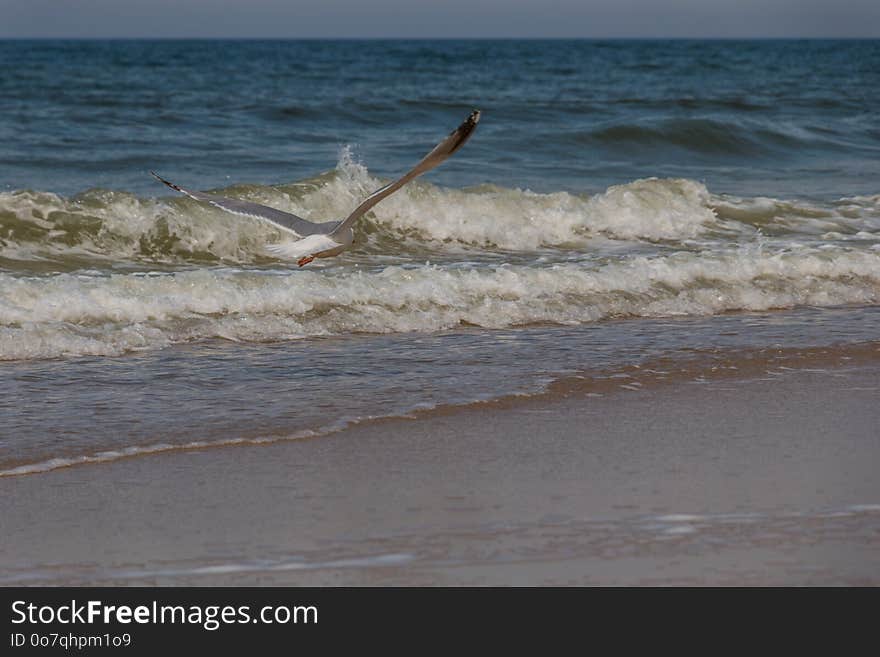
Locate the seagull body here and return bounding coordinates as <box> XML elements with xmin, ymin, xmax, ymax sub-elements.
<box><xmin>152</xmin><ymin>110</ymin><xmax>480</xmax><ymax>266</ymax></box>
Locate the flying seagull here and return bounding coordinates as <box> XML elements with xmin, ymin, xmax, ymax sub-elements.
<box><xmin>151</xmin><ymin>110</ymin><xmax>480</xmax><ymax>266</ymax></box>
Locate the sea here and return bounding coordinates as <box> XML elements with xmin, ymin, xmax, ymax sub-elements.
<box><xmin>1</xmin><ymin>39</ymin><xmax>878</xmax><ymax>476</ymax></box>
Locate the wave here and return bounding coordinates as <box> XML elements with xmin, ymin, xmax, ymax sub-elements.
<box><xmin>580</xmin><ymin>117</ymin><xmax>873</xmax><ymax>157</ymax></box>
<box><xmin>4</xmin><ymin>340</ymin><xmax>880</xmax><ymax>479</ymax></box>
<box><xmin>712</xmin><ymin>193</ymin><xmax>880</xmax><ymax>238</ymax></box>
<box><xmin>0</xmin><ymin>429</ymin><xmax>320</xmax><ymax>478</ymax></box>
<box><xmin>2</xmin><ymin>150</ymin><xmax>877</xmax><ymax>268</ymax></box>
<box><xmin>2</xmin><ymin>151</ymin><xmax>878</xmax><ymax>361</ymax></box>
<box><xmin>0</xmin><ymin>159</ymin><xmax>715</xmax><ymax>263</ymax></box>
<box><xmin>2</xmin><ymin>245</ymin><xmax>879</xmax><ymax>360</ymax></box>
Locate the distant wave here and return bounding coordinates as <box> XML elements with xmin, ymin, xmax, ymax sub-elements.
<box><xmin>578</xmin><ymin>118</ymin><xmax>866</xmax><ymax>157</ymax></box>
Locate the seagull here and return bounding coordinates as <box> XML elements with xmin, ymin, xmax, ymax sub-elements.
<box><xmin>151</xmin><ymin>110</ymin><xmax>480</xmax><ymax>266</ymax></box>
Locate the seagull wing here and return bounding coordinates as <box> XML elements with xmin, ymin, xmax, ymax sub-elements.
<box><xmin>150</xmin><ymin>171</ymin><xmax>334</xmax><ymax>237</ymax></box>
<box><xmin>330</xmin><ymin>110</ymin><xmax>480</xmax><ymax>237</ymax></box>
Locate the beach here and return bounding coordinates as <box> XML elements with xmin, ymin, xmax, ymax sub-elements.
<box><xmin>3</xmin><ymin>342</ymin><xmax>878</xmax><ymax>586</ymax></box>
<box><xmin>2</xmin><ymin>39</ymin><xmax>879</xmax><ymax>587</ymax></box>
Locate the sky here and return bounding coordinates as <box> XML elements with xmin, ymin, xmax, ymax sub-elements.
<box><xmin>2</xmin><ymin>0</ymin><xmax>879</xmax><ymax>38</ymax></box>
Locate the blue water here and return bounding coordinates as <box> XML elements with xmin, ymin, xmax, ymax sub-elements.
<box><xmin>1</xmin><ymin>39</ymin><xmax>879</xmax><ymax>475</ymax></box>
<box><xmin>2</xmin><ymin>39</ymin><xmax>879</xmax><ymax>198</ymax></box>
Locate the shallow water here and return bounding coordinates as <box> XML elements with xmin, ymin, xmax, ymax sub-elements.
<box><xmin>2</xmin><ymin>306</ymin><xmax>878</xmax><ymax>476</ymax></box>
<box><xmin>1</xmin><ymin>39</ymin><xmax>878</xmax><ymax>475</ymax></box>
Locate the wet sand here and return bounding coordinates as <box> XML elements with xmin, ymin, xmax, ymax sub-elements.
<box><xmin>2</xmin><ymin>352</ymin><xmax>879</xmax><ymax>586</ymax></box>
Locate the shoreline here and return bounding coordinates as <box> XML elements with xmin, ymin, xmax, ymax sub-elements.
<box><xmin>2</xmin><ymin>347</ymin><xmax>879</xmax><ymax>585</ymax></box>
<box><xmin>2</xmin><ymin>339</ymin><xmax>879</xmax><ymax>479</ymax></box>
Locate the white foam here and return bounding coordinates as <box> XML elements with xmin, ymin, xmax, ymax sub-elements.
<box><xmin>0</xmin><ymin>188</ymin><xmax>289</xmax><ymax>264</ymax></box>
<box><xmin>0</xmin><ymin>429</ymin><xmax>321</xmax><ymax>478</ymax></box>
<box><xmin>0</xmin><ymin>553</ymin><xmax>416</xmax><ymax>584</ymax></box>
<box><xmin>0</xmin><ymin>154</ymin><xmax>748</xmax><ymax>267</ymax></box>
<box><xmin>712</xmin><ymin>192</ymin><xmax>880</xmax><ymax>236</ymax></box>
<box><xmin>310</xmin><ymin>154</ymin><xmax>720</xmax><ymax>247</ymax></box>
<box><xmin>3</xmin><ymin>154</ymin><xmax>877</xmax><ymax>265</ymax></box>
<box><xmin>655</xmin><ymin>514</ymin><xmax>704</xmax><ymax>523</ymax></box>
<box><xmin>3</xmin><ymin>158</ymin><xmax>879</xmax><ymax>361</ymax></box>
<box><xmin>2</xmin><ymin>244</ymin><xmax>878</xmax><ymax>360</ymax></box>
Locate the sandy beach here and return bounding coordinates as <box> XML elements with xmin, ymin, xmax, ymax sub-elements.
<box><xmin>3</xmin><ymin>345</ymin><xmax>878</xmax><ymax>586</ymax></box>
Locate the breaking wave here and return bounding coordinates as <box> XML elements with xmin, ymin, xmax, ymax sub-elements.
<box><xmin>2</xmin><ymin>149</ymin><xmax>878</xmax><ymax>269</ymax></box>
<box><xmin>2</xmin><ymin>246</ymin><xmax>878</xmax><ymax>360</ymax></box>
<box><xmin>1</xmin><ymin>150</ymin><xmax>878</xmax><ymax>360</ymax></box>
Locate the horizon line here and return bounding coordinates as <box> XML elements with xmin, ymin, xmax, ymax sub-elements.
<box><xmin>1</xmin><ymin>35</ymin><xmax>879</xmax><ymax>41</ymax></box>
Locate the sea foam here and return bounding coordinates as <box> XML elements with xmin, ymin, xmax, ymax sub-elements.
<box><xmin>2</xmin><ymin>246</ymin><xmax>878</xmax><ymax>360</ymax></box>
<box><xmin>3</xmin><ymin>151</ymin><xmax>876</xmax><ymax>269</ymax></box>
<box><xmin>2</xmin><ymin>151</ymin><xmax>878</xmax><ymax>360</ymax></box>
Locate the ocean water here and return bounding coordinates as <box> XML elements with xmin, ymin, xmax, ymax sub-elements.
<box><xmin>1</xmin><ymin>39</ymin><xmax>879</xmax><ymax>475</ymax></box>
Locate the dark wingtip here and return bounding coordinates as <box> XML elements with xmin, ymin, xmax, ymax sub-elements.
<box><xmin>459</xmin><ymin>110</ymin><xmax>480</xmax><ymax>132</ymax></box>
<box><xmin>150</xmin><ymin>170</ymin><xmax>182</xmax><ymax>193</ymax></box>
<box><xmin>453</xmin><ymin>109</ymin><xmax>480</xmax><ymax>141</ymax></box>
<box><xmin>435</xmin><ymin>110</ymin><xmax>480</xmax><ymax>159</ymax></box>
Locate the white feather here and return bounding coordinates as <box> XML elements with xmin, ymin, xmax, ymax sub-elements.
<box><xmin>265</xmin><ymin>234</ymin><xmax>343</xmax><ymax>261</ymax></box>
